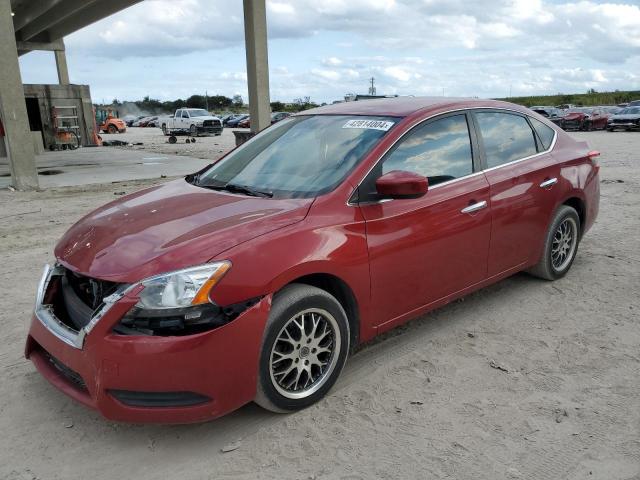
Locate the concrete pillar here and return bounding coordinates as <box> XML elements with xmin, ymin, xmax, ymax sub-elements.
<box><xmin>55</xmin><ymin>41</ymin><xmax>70</xmax><ymax>85</ymax></box>
<box><xmin>243</xmin><ymin>0</ymin><xmax>271</xmax><ymax>133</ymax></box>
<box><xmin>0</xmin><ymin>0</ymin><xmax>39</xmax><ymax>190</ymax></box>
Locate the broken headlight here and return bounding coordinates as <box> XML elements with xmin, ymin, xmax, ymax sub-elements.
<box><xmin>115</xmin><ymin>261</ymin><xmax>232</xmax><ymax>335</ymax></box>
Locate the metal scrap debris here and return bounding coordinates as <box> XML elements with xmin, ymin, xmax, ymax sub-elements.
<box><xmin>489</xmin><ymin>360</ymin><xmax>510</xmax><ymax>373</ymax></box>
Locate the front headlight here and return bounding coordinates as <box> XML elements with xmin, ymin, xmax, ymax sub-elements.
<box><xmin>137</xmin><ymin>261</ymin><xmax>231</xmax><ymax>310</ymax></box>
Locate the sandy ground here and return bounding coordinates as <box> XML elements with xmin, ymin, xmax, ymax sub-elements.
<box><xmin>101</xmin><ymin>126</ymin><xmax>241</xmax><ymax>160</ymax></box>
<box><xmin>0</xmin><ymin>131</ymin><xmax>638</xmax><ymax>480</ymax></box>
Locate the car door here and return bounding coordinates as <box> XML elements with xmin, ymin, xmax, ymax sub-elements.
<box><xmin>181</xmin><ymin>110</ymin><xmax>190</xmax><ymax>129</ymax></box>
<box><xmin>473</xmin><ymin>111</ymin><xmax>561</xmax><ymax>277</ymax></box>
<box><xmin>357</xmin><ymin>113</ymin><xmax>492</xmax><ymax>327</ymax></box>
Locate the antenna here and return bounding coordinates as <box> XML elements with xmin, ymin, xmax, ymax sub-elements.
<box><xmin>368</xmin><ymin>77</ymin><xmax>376</xmax><ymax>96</ymax></box>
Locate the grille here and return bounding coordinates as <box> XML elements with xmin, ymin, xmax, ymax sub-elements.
<box><xmin>46</xmin><ymin>267</ymin><xmax>122</xmax><ymax>331</ymax></box>
<box><xmin>43</xmin><ymin>349</ymin><xmax>87</xmax><ymax>392</ymax></box>
<box><xmin>203</xmin><ymin>120</ymin><xmax>221</xmax><ymax>128</ymax></box>
<box><xmin>65</xmin><ymin>269</ymin><xmax>119</xmax><ymax>310</ymax></box>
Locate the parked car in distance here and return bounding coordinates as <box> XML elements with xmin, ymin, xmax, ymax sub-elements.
<box><xmin>606</xmin><ymin>106</ymin><xmax>640</xmax><ymax>131</ymax></box>
<box><xmin>558</xmin><ymin>107</ymin><xmax>609</xmax><ymax>131</ymax></box>
<box><xmin>25</xmin><ymin>97</ymin><xmax>600</xmax><ymax>423</ymax></box>
<box><xmin>237</xmin><ymin>117</ymin><xmax>251</xmax><ymax>128</ymax></box>
<box><xmin>223</xmin><ymin>114</ymin><xmax>245</xmax><ymax>126</ymax></box>
<box><xmin>271</xmin><ymin>111</ymin><xmax>291</xmax><ymax>124</ymax></box>
<box><xmin>628</xmin><ymin>100</ymin><xmax>640</xmax><ymax>107</ymax></box>
<box><xmin>530</xmin><ymin>106</ymin><xmax>562</xmax><ymax>120</ymax></box>
<box><xmin>227</xmin><ymin>114</ymin><xmax>249</xmax><ymax>128</ymax></box>
<box><xmin>145</xmin><ymin>116</ymin><xmax>159</xmax><ymax>128</ymax></box>
<box><xmin>132</xmin><ymin>116</ymin><xmax>151</xmax><ymax>127</ymax></box>
<box><xmin>161</xmin><ymin>108</ymin><xmax>223</xmax><ymax>136</ymax></box>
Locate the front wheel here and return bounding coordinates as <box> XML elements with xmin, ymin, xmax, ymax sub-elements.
<box><xmin>255</xmin><ymin>284</ymin><xmax>350</xmax><ymax>413</ymax></box>
<box><xmin>107</xmin><ymin>124</ymin><xmax>118</xmax><ymax>134</ymax></box>
<box><xmin>528</xmin><ymin>205</ymin><xmax>581</xmax><ymax>280</ymax></box>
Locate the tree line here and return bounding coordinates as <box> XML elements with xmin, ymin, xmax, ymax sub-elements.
<box><xmin>498</xmin><ymin>89</ymin><xmax>640</xmax><ymax>107</ymax></box>
<box><xmin>106</xmin><ymin>94</ymin><xmax>322</xmax><ymax>115</ymax></box>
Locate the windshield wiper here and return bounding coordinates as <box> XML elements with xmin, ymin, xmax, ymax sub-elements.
<box><xmin>199</xmin><ymin>182</ymin><xmax>273</xmax><ymax>198</ymax></box>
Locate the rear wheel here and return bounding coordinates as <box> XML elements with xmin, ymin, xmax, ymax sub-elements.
<box><xmin>528</xmin><ymin>205</ymin><xmax>580</xmax><ymax>280</ymax></box>
<box><xmin>162</xmin><ymin>124</ymin><xmax>168</xmax><ymax>135</ymax></box>
<box><xmin>107</xmin><ymin>124</ymin><xmax>118</xmax><ymax>134</ymax></box>
<box><xmin>255</xmin><ymin>284</ymin><xmax>350</xmax><ymax>413</ymax></box>
<box><xmin>189</xmin><ymin>124</ymin><xmax>197</xmax><ymax>136</ymax></box>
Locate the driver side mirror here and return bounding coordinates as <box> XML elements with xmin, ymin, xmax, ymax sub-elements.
<box><xmin>375</xmin><ymin>170</ymin><xmax>428</xmax><ymax>199</ymax></box>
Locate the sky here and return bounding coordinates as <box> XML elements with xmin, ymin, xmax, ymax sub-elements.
<box><xmin>17</xmin><ymin>0</ymin><xmax>640</xmax><ymax>105</ymax></box>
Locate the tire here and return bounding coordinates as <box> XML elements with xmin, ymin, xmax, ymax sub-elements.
<box><xmin>528</xmin><ymin>205</ymin><xmax>581</xmax><ymax>281</ymax></box>
<box><xmin>107</xmin><ymin>124</ymin><xmax>118</xmax><ymax>134</ymax></box>
<box><xmin>255</xmin><ymin>284</ymin><xmax>350</xmax><ymax>413</ymax></box>
<box><xmin>189</xmin><ymin>124</ymin><xmax>197</xmax><ymax>136</ymax></box>
<box><xmin>162</xmin><ymin>124</ymin><xmax>168</xmax><ymax>135</ymax></box>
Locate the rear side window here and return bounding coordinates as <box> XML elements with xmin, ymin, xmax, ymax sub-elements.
<box><xmin>529</xmin><ymin>117</ymin><xmax>556</xmax><ymax>150</ymax></box>
<box><xmin>381</xmin><ymin>114</ymin><xmax>473</xmax><ymax>186</ymax></box>
<box><xmin>476</xmin><ymin>112</ymin><xmax>538</xmax><ymax>168</ymax></box>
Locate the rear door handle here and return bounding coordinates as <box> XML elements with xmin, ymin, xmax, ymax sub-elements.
<box><xmin>461</xmin><ymin>200</ymin><xmax>487</xmax><ymax>214</ymax></box>
<box><xmin>540</xmin><ymin>177</ymin><xmax>558</xmax><ymax>188</ymax></box>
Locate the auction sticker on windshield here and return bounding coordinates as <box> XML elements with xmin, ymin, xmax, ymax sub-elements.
<box><xmin>342</xmin><ymin>119</ymin><xmax>395</xmax><ymax>131</ymax></box>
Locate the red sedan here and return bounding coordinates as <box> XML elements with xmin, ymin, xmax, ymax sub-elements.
<box><xmin>559</xmin><ymin>107</ymin><xmax>609</xmax><ymax>131</ymax></box>
<box><xmin>26</xmin><ymin>98</ymin><xmax>600</xmax><ymax>423</ymax></box>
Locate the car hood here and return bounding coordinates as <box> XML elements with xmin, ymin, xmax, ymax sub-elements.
<box><xmin>55</xmin><ymin>179</ymin><xmax>313</xmax><ymax>283</ymax></box>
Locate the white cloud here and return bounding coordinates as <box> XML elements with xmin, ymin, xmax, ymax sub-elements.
<box><xmin>30</xmin><ymin>0</ymin><xmax>637</xmax><ymax>103</ymax></box>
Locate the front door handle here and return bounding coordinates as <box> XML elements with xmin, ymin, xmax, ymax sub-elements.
<box><xmin>540</xmin><ymin>177</ymin><xmax>558</xmax><ymax>188</ymax></box>
<box><xmin>461</xmin><ymin>200</ymin><xmax>487</xmax><ymax>214</ymax></box>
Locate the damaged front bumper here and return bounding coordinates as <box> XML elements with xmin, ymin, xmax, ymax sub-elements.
<box><xmin>25</xmin><ymin>265</ymin><xmax>272</xmax><ymax>423</ymax></box>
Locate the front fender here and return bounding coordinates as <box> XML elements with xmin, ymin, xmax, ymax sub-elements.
<box><xmin>209</xmin><ymin>216</ymin><xmax>373</xmax><ymax>342</ymax></box>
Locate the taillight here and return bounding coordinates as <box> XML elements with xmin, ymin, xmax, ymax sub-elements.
<box><xmin>588</xmin><ymin>150</ymin><xmax>600</xmax><ymax>167</ymax></box>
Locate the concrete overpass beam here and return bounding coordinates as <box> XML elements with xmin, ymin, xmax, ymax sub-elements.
<box><xmin>243</xmin><ymin>0</ymin><xmax>271</xmax><ymax>133</ymax></box>
<box><xmin>54</xmin><ymin>40</ymin><xmax>70</xmax><ymax>85</ymax></box>
<box><xmin>0</xmin><ymin>0</ymin><xmax>39</xmax><ymax>190</ymax></box>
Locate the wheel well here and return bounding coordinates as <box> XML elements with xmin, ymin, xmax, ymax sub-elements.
<box><xmin>287</xmin><ymin>274</ymin><xmax>360</xmax><ymax>347</ymax></box>
<box><xmin>562</xmin><ymin>197</ymin><xmax>585</xmax><ymax>234</ymax></box>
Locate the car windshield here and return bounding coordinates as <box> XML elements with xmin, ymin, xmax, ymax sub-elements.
<box><xmin>194</xmin><ymin>115</ymin><xmax>397</xmax><ymax>198</ymax></box>
<box><xmin>188</xmin><ymin>109</ymin><xmax>210</xmax><ymax>117</ymax></box>
<box><xmin>620</xmin><ymin>107</ymin><xmax>640</xmax><ymax>114</ymax></box>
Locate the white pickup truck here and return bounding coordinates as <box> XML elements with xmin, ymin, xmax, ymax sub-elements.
<box><xmin>160</xmin><ymin>108</ymin><xmax>223</xmax><ymax>136</ymax></box>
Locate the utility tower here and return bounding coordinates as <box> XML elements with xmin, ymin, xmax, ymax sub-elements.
<box><xmin>368</xmin><ymin>77</ymin><xmax>376</xmax><ymax>96</ymax></box>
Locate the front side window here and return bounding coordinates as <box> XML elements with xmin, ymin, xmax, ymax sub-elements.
<box><xmin>182</xmin><ymin>111</ymin><xmax>190</xmax><ymax>118</ymax></box>
<box><xmin>475</xmin><ymin>112</ymin><xmax>538</xmax><ymax>168</ymax></box>
<box><xmin>195</xmin><ymin>115</ymin><xmax>397</xmax><ymax>198</ymax></box>
<box><xmin>381</xmin><ymin>114</ymin><xmax>474</xmax><ymax>186</ymax></box>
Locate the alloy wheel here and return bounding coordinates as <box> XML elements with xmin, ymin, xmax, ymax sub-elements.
<box><xmin>269</xmin><ymin>308</ymin><xmax>340</xmax><ymax>400</ymax></box>
<box><xmin>551</xmin><ymin>217</ymin><xmax>577</xmax><ymax>271</ymax></box>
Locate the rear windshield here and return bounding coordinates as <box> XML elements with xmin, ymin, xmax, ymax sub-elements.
<box><xmin>195</xmin><ymin>115</ymin><xmax>397</xmax><ymax>198</ymax></box>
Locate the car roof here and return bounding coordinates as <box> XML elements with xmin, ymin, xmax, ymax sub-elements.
<box><xmin>300</xmin><ymin>97</ymin><xmax>531</xmax><ymax>117</ymax></box>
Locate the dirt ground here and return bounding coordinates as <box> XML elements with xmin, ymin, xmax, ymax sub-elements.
<box><xmin>0</xmin><ymin>131</ymin><xmax>638</xmax><ymax>480</ymax></box>
<box><xmin>101</xmin><ymin>126</ymin><xmax>241</xmax><ymax>161</ymax></box>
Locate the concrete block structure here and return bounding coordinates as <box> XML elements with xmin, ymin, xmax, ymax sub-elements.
<box><xmin>23</xmin><ymin>84</ymin><xmax>97</xmax><ymax>150</ymax></box>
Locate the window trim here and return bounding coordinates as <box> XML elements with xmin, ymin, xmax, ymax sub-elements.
<box><xmin>471</xmin><ymin>109</ymin><xmax>557</xmax><ymax>173</ymax></box>
<box><xmin>348</xmin><ymin>106</ymin><xmax>558</xmax><ymax>206</ymax></box>
<box><xmin>351</xmin><ymin>111</ymin><xmax>481</xmax><ymax>204</ymax></box>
